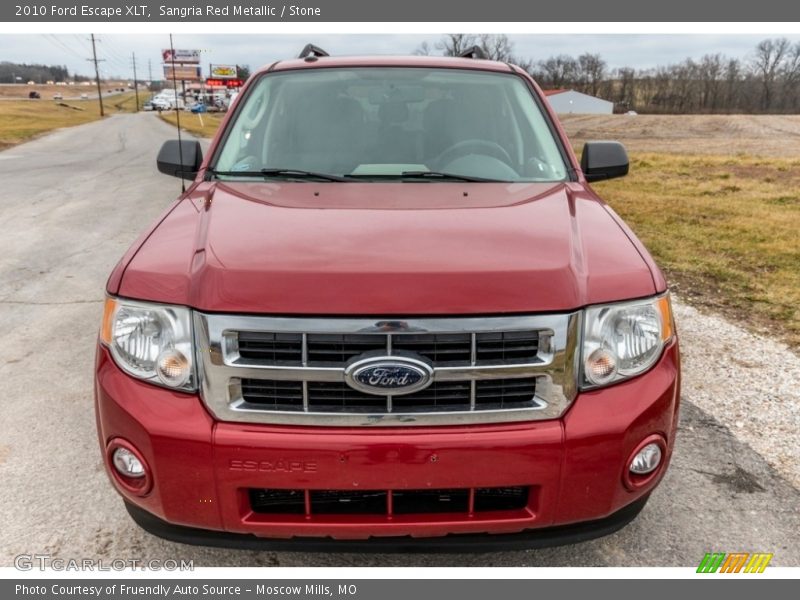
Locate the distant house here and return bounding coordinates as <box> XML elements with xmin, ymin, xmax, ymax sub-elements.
<box><xmin>544</xmin><ymin>89</ymin><xmax>613</xmax><ymax>114</ymax></box>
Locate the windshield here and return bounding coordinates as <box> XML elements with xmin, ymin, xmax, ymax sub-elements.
<box><xmin>212</xmin><ymin>67</ymin><xmax>569</xmax><ymax>182</ymax></box>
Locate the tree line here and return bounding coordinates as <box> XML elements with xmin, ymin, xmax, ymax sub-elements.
<box><xmin>0</xmin><ymin>61</ymin><xmax>93</xmax><ymax>85</ymax></box>
<box><xmin>416</xmin><ymin>35</ymin><xmax>800</xmax><ymax>114</ymax></box>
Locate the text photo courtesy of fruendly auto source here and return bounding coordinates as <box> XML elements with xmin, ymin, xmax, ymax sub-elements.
<box><xmin>0</xmin><ymin>33</ymin><xmax>797</xmax><ymax>569</ymax></box>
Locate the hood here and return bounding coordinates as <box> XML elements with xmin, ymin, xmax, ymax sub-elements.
<box><xmin>117</xmin><ymin>181</ymin><xmax>658</xmax><ymax>314</ymax></box>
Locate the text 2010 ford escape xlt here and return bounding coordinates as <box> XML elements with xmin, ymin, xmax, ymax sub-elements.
<box><xmin>95</xmin><ymin>46</ymin><xmax>680</xmax><ymax>550</ymax></box>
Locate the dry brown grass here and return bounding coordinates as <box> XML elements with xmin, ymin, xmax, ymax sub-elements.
<box><xmin>560</xmin><ymin>113</ymin><xmax>800</xmax><ymax>156</ymax></box>
<box><xmin>0</xmin><ymin>82</ymin><xmax>128</xmax><ymax>99</ymax></box>
<box><xmin>158</xmin><ymin>110</ymin><xmax>225</xmax><ymax>139</ymax></box>
<box><xmin>0</xmin><ymin>92</ymin><xmax>141</xmax><ymax>150</ymax></box>
<box><xmin>594</xmin><ymin>152</ymin><xmax>800</xmax><ymax>348</ymax></box>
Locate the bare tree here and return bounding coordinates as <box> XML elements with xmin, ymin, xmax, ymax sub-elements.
<box><xmin>577</xmin><ymin>53</ymin><xmax>606</xmax><ymax>96</ymax></box>
<box><xmin>616</xmin><ymin>67</ymin><xmax>637</xmax><ymax>109</ymax></box>
<box><xmin>477</xmin><ymin>34</ymin><xmax>515</xmax><ymax>62</ymax></box>
<box><xmin>780</xmin><ymin>42</ymin><xmax>800</xmax><ymax>110</ymax></box>
<box><xmin>723</xmin><ymin>58</ymin><xmax>743</xmax><ymax>111</ymax></box>
<box><xmin>538</xmin><ymin>55</ymin><xmax>578</xmax><ymax>89</ymax></box>
<box><xmin>413</xmin><ymin>41</ymin><xmax>432</xmax><ymax>56</ymax></box>
<box><xmin>752</xmin><ymin>37</ymin><xmax>791</xmax><ymax>111</ymax></box>
<box><xmin>409</xmin><ymin>35</ymin><xmax>800</xmax><ymax>114</ymax></box>
<box><xmin>436</xmin><ymin>34</ymin><xmax>478</xmax><ymax>57</ymax></box>
<box><xmin>698</xmin><ymin>54</ymin><xmax>723</xmax><ymax>111</ymax></box>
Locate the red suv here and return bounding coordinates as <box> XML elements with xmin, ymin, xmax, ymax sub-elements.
<box><xmin>95</xmin><ymin>46</ymin><xmax>680</xmax><ymax>551</ymax></box>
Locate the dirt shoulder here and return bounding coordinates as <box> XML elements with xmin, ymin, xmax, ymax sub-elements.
<box><xmin>559</xmin><ymin>113</ymin><xmax>800</xmax><ymax>156</ymax></box>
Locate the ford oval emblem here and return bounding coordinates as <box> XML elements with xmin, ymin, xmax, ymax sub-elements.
<box><xmin>345</xmin><ymin>356</ymin><xmax>433</xmax><ymax>396</ymax></box>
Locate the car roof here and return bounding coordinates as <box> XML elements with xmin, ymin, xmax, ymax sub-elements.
<box><xmin>258</xmin><ymin>55</ymin><xmax>516</xmax><ymax>75</ymax></box>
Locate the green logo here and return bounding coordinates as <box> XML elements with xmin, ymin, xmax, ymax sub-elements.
<box><xmin>697</xmin><ymin>552</ymin><xmax>772</xmax><ymax>573</ymax></box>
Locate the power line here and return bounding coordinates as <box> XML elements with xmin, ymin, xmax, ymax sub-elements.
<box><xmin>41</xmin><ymin>34</ymin><xmax>86</xmax><ymax>62</ymax></box>
<box><xmin>101</xmin><ymin>36</ymin><xmax>133</xmax><ymax>67</ymax></box>
<box><xmin>71</xmin><ymin>34</ymin><xmax>92</xmax><ymax>53</ymax></box>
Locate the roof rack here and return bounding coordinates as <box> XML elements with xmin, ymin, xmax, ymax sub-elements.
<box><xmin>458</xmin><ymin>45</ymin><xmax>488</xmax><ymax>60</ymax></box>
<box><xmin>298</xmin><ymin>44</ymin><xmax>329</xmax><ymax>59</ymax></box>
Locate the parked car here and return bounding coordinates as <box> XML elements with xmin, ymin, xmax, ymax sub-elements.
<box><xmin>80</xmin><ymin>93</ymin><xmax>89</xmax><ymax>100</ymax></box>
<box><xmin>52</xmin><ymin>93</ymin><xmax>63</xmax><ymax>100</ymax></box>
<box><xmin>190</xmin><ymin>102</ymin><xmax>207</xmax><ymax>113</ymax></box>
<box><xmin>28</xmin><ymin>91</ymin><xmax>41</xmax><ymax>99</ymax></box>
<box><xmin>97</xmin><ymin>46</ymin><xmax>680</xmax><ymax>551</ymax></box>
<box><xmin>142</xmin><ymin>101</ymin><xmax>154</xmax><ymax>111</ymax></box>
<box><xmin>151</xmin><ymin>98</ymin><xmax>171</xmax><ymax>111</ymax></box>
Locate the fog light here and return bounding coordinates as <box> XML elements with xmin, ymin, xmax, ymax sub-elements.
<box><xmin>629</xmin><ymin>443</ymin><xmax>662</xmax><ymax>475</ymax></box>
<box><xmin>156</xmin><ymin>349</ymin><xmax>190</xmax><ymax>387</ymax></box>
<box><xmin>112</xmin><ymin>447</ymin><xmax>145</xmax><ymax>478</ymax></box>
<box><xmin>585</xmin><ymin>347</ymin><xmax>618</xmax><ymax>385</ymax></box>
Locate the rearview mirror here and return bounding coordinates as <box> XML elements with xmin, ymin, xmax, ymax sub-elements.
<box><xmin>581</xmin><ymin>141</ymin><xmax>629</xmax><ymax>182</ymax></box>
<box><xmin>157</xmin><ymin>140</ymin><xmax>203</xmax><ymax>180</ymax></box>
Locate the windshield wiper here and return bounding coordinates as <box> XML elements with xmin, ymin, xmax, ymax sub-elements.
<box><xmin>208</xmin><ymin>168</ymin><xmax>348</xmax><ymax>182</ymax></box>
<box><xmin>399</xmin><ymin>171</ymin><xmax>508</xmax><ymax>183</ymax></box>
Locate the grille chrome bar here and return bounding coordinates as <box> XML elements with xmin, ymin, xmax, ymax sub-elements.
<box><xmin>195</xmin><ymin>312</ymin><xmax>580</xmax><ymax>426</ymax></box>
<box><xmin>301</xmin><ymin>333</ymin><xmax>309</xmax><ymax>412</ymax></box>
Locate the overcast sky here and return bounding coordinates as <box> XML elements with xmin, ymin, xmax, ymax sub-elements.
<box><xmin>3</xmin><ymin>34</ymin><xmax>800</xmax><ymax>79</ymax></box>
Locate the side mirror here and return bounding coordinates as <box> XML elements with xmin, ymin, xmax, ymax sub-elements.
<box><xmin>157</xmin><ymin>140</ymin><xmax>203</xmax><ymax>180</ymax></box>
<box><xmin>580</xmin><ymin>141</ymin><xmax>629</xmax><ymax>182</ymax></box>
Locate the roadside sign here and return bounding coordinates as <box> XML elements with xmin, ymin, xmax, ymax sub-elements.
<box><xmin>210</xmin><ymin>64</ymin><xmax>238</xmax><ymax>79</ymax></box>
<box><xmin>205</xmin><ymin>78</ymin><xmax>244</xmax><ymax>88</ymax></box>
<box><xmin>163</xmin><ymin>64</ymin><xmax>202</xmax><ymax>81</ymax></box>
<box><xmin>162</xmin><ymin>48</ymin><xmax>201</xmax><ymax>63</ymax></box>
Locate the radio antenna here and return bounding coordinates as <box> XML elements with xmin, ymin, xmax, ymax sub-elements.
<box><xmin>169</xmin><ymin>33</ymin><xmax>185</xmax><ymax>193</ymax></box>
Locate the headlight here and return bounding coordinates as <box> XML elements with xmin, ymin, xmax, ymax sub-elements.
<box><xmin>100</xmin><ymin>297</ymin><xmax>195</xmax><ymax>391</ymax></box>
<box><xmin>581</xmin><ymin>293</ymin><xmax>674</xmax><ymax>389</ymax></box>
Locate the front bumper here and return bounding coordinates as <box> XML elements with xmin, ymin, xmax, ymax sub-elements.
<box><xmin>95</xmin><ymin>340</ymin><xmax>680</xmax><ymax>545</ymax></box>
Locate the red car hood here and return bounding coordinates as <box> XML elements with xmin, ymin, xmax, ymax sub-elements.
<box><xmin>117</xmin><ymin>181</ymin><xmax>658</xmax><ymax>314</ymax></box>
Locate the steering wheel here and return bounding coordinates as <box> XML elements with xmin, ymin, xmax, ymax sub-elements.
<box><xmin>433</xmin><ymin>139</ymin><xmax>514</xmax><ymax>170</ymax></box>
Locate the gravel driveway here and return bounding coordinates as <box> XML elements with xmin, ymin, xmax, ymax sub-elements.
<box><xmin>0</xmin><ymin>113</ymin><xmax>798</xmax><ymax>567</ymax></box>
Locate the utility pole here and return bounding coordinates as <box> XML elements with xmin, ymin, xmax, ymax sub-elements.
<box><xmin>148</xmin><ymin>59</ymin><xmax>153</xmax><ymax>82</ymax></box>
<box><xmin>88</xmin><ymin>34</ymin><xmax>105</xmax><ymax>116</ymax></box>
<box><xmin>131</xmin><ymin>52</ymin><xmax>140</xmax><ymax>112</ymax></box>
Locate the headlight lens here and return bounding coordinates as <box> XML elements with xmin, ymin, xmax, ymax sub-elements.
<box><xmin>581</xmin><ymin>294</ymin><xmax>673</xmax><ymax>389</ymax></box>
<box><xmin>100</xmin><ymin>297</ymin><xmax>195</xmax><ymax>391</ymax></box>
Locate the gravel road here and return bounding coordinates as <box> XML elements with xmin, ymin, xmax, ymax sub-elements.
<box><xmin>0</xmin><ymin>113</ymin><xmax>797</xmax><ymax>567</ymax></box>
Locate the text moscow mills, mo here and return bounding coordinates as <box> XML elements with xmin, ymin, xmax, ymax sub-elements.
<box><xmin>17</xmin><ymin>584</ymin><xmax>359</xmax><ymax>597</ymax></box>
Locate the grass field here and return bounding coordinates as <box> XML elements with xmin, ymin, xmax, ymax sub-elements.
<box><xmin>0</xmin><ymin>92</ymin><xmax>142</xmax><ymax>150</ymax></box>
<box><xmin>593</xmin><ymin>154</ymin><xmax>800</xmax><ymax>348</ymax></box>
<box><xmin>0</xmin><ymin>82</ymin><xmax>129</xmax><ymax>99</ymax></box>
<box><xmin>557</xmin><ymin>114</ymin><xmax>800</xmax><ymax>348</ymax></box>
<box><xmin>158</xmin><ymin>110</ymin><xmax>225</xmax><ymax>139</ymax></box>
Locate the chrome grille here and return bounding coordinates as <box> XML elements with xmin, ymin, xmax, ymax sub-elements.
<box><xmin>234</xmin><ymin>330</ymin><xmax>540</xmax><ymax>366</ymax></box>
<box><xmin>195</xmin><ymin>313</ymin><xmax>580</xmax><ymax>426</ymax></box>
<box><xmin>239</xmin><ymin>378</ymin><xmax>539</xmax><ymax>413</ymax></box>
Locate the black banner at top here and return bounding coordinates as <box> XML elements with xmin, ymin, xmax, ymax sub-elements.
<box><xmin>3</xmin><ymin>0</ymin><xmax>800</xmax><ymax>22</ymax></box>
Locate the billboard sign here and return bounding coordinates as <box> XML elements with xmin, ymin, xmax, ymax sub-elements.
<box><xmin>210</xmin><ymin>64</ymin><xmax>238</xmax><ymax>79</ymax></box>
<box><xmin>163</xmin><ymin>64</ymin><xmax>202</xmax><ymax>81</ymax></box>
<box><xmin>162</xmin><ymin>48</ymin><xmax>201</xmax><ymax>63</ymax></box>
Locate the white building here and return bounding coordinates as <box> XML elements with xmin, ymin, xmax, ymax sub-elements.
<box><xmin>545</xmin><ymin>89</ymin><xmax>613</xmax><ymax>114</ymax></box>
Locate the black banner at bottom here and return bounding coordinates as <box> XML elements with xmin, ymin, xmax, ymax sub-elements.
<box><xmin>3</xmin><ymin>579</ymin><xmax>793</xmax><ymax>600</ymax></box>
